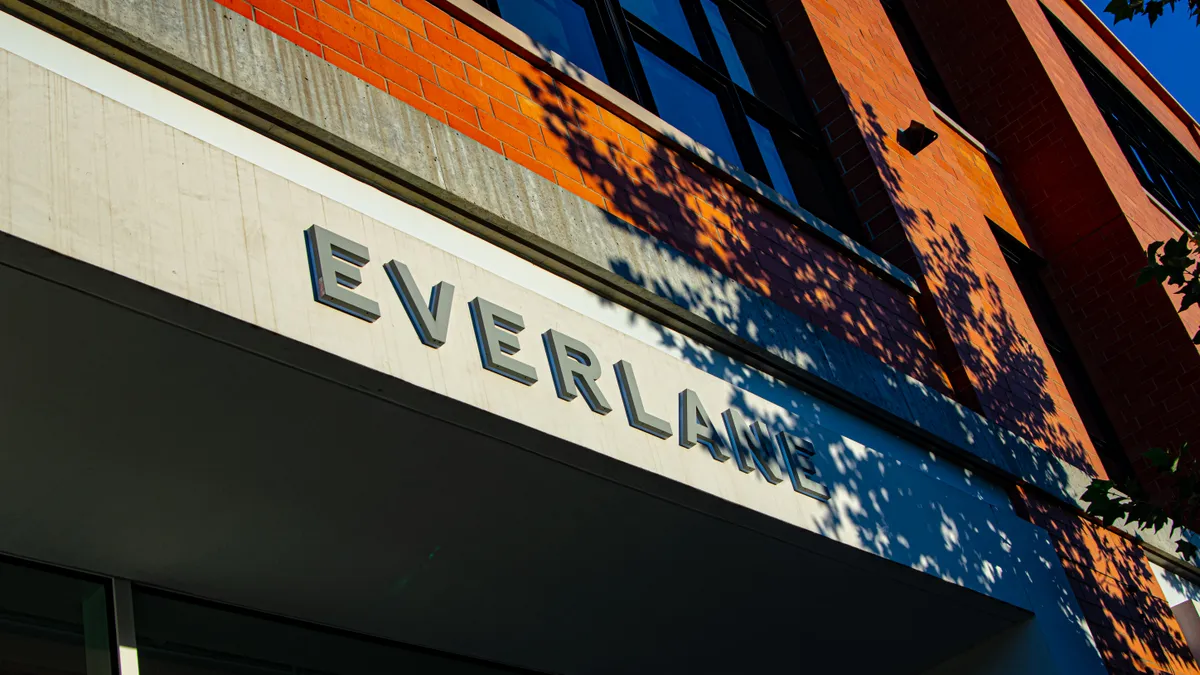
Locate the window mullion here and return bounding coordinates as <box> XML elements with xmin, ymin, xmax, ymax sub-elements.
<box><xmin>721</xmin><ymin>85</ymin><xmax>770</xmax><ymax>184</ymax></box>
<box><xmin>678</xmin><ymin>0</ymin><xmax>726</xmax><ymax>73</ymax></box>
<box><xmin>600</xmin><ymin>1</ymin><xmax>657</xmax><ymax>110</ymax></box>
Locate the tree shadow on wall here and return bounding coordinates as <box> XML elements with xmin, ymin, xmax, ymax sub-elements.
<box><xmin>513</xmin><ymin>49</ymin><xmax>1197</xmax><ymax>673</ymax></box>
<box><xmin>852</xmin><ymin>98</ymin><xmax>1199</xmax><ymax>673</ymax></box>
<box><xmin>516</xmin><ymin>63</ymin><xmax>948</xmax><ymax>391</ymax></box>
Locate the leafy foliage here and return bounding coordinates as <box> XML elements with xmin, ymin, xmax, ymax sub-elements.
<box><xmin>1084</xmin><ymin>443</ymin><xmax>1200</xmax><ymax>560</ymax></box>
<box><xmin>1084</xmin><ymin>236</ymin><xmax>1200</xmax><ymax>560</ymax></box>
<box><xmin>1104</xmin><ymin>0</ymin><xmax>1200</xmax><ymax>26</ymax></box>
<box><xmin>1138</xmin><ymin>234</ymin><xmax>1200</xmax><ymax>344</ymax></box>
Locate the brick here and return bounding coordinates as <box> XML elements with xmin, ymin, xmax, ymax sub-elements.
<box><xmin>479</xmin><ymin>113</ymin><xmax>532</xmax><ymax>155</ymax></box>
<box><xmin>454</xmin><ymin>21</ymin><xmax>507</xmax><ymax>64</ymax></box>
<box><xmin>366</xmin><ymin>0</ymin><xmax>424</xmax><ymax>35</ymax></box>
<box><xmin>466</xmin><ymin>65</ymin><xmax>516</xmax><ymax>109</ymax></box>
<box><xmin>503</xmin><ymin>143</ymin><xmax>555</xmax><ymax>182</ymax></box>
<box><xmin>492</xmin><ymin>100</ymin><xmax>543</xmax><ymax>143</ymax></box>
<box><xmin>421</xmin><ymin>77</ymin><xmax>478</xmax><ymax>126</ymax></box>
<box><xmin>426</xmin><ymin>24</ymin><xmax>479</xmax><ymax>69</ymax></box>
<box><xmin>363</xmin><ymin>48</ymin><xmax>421</xmax><ymax>95</ymax></box>
<box><xmin>280</xmin><ymin>0</ymin><xmax>315</xmax><ymax>15</ymax></box>
<box><xmin>297</xmin><ymin>11</ymin><xmax>362</xmax><ymax>61</ymax></box>
<box><xmin>447</xmin><ymin>112</ymin><xmax>502</xmax><ymax>154</ymax></box>
<box><xmin>248</xmin><ymin>0</ymin><xmax>297</xmax><ymax>26</ymax></box>
<box><xmin>479</xmin><ymin>53</ymin><xmax>532</xmax><ymax>96</ymax></box>
<box><xmin>387</xmin><ymin>80</ymin><xmax>446</xmax><ymax>122</ymax></box>
<box><xmin>377</xmin><ymin>35</ymin><xmax>433</xmax><ymax>78</ymax></box>
<box><xmin>350</xmin><ymin>2</ymin><xmax>406</xmax><ymax>42</ymax></box>
<box><xmin>435</xmin><ymin>65</ymin><xmax>489</xmax><ymax>111</ymax></box>
<box><xmin>316</xmin><ymin>0</ymin><xmax>377</xmax><ymax>49</ymax></box>
<box><xmin>531</xmin><ymin>143</ymin><xmax>581</xmax><ymax>182</ymax></box>
<box><xmin>324</xmin><ymin>46</ymin><xmax>385</xmax><ymax>89</ymax></box>
<box><xmin>400</xmin><ymin>0</ymin><xmax>452</xmax><ymax>31</ymax></box>
<box><xmin>411</xmin><ymin>33</ymin><xmax>465</xmax><ymax>78</ymax></box>
<box><xmin>255</xmin><ymin>10</ymin><xmax>321</xmax><ymax>55</ymax></box>
<box><xmin>556</xmin><ymin>171</ymin><xmax>606</xmax><ymax>209</ymax></box>
<box><xmin>215</xmin><ymin>0</ymin><xmax>253</xmax><ymax>19</ymax></box>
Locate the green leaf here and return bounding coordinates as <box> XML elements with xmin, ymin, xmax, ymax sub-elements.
<box><xmin>1146</xmin><ymin>447</ymin><xmax>1174</xmax><ymax>472</ymax></box>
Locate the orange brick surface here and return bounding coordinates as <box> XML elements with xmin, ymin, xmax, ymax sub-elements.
<box><xmin>211</xmin><ymin>0</ymin><xmax>1200</xmax><ymax>667</ymax></box>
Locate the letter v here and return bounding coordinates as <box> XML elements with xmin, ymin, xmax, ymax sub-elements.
<box><xmin>384</xmin><ymin>260</ymin><xmax>456</xmax><ymax>348</ymax></box>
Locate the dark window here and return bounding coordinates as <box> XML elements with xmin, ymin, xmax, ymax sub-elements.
<box><xmin>0</xmin><ymin>557</ymin><xmax>113</xmax><ymax>675</ymax></box>
<box><xmin>879</xmin><ymin>0</ymin><xmax>961</xmax><ymax>121</ymax></box>
<box><xmin>495</xmin><ymin>0</ymin><xmax>609</xmax><ymax>83</ymax></box>
<box><xmin>133</xmin><ymin>588</ymin><xmax>529</xmax><ymax>675</ymax></box>
<box><xmin>635</xmin><ymin>44</ymin><xmax>742</xmax><ymax>163</ymax></box>
<box><xmin>475</xmin><ymin>0</ymin><xmax>861</xmax><ymax>236</ymax></box>
<box><xmin>1046</xmin><ymin>12</ymin><xmax>1200</xmax><ymax>232</ymax></box>
<box><xmin>994</xmin><ymin>225</ymin><xmax>1135</xmax><ymax>487</ymax></box>
<box><xmin>620</xmin><ymin>0</ymin><xmax>700</xmax><ymax>55</ymax></box>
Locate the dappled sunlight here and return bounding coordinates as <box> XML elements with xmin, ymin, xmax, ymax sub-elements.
<box><xmin>515</xmin><ymin>46</ymin><xmax>952</xmax><ymax>393</ymax></box>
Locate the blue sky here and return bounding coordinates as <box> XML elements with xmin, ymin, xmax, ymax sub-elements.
<box><xmin>1081</xmin><ymin>0</ymin><xmax>1199</xmax><ymax>119</ymax></box>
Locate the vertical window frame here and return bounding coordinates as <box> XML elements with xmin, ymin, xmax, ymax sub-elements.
<box><xmin>476</xmin><ymin>0</ymin><xmax>863</xmax><ymax>235</ymax></box>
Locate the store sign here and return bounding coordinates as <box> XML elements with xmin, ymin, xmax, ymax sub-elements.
<box><xmin>306</xmin><ymin>225</ymin><xmax>829</xmax><ymax>501</ymax></box>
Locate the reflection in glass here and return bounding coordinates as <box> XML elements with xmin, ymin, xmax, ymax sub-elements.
<box><xmin>134</xmin><ymin>590</ymin><xmax>511</xmax><ymax>675</ymax></box>
<box><xmin>0</xmin><ymin>560</ymin><xmax>112</xmax><ymax>675</ymax></box>
<box><xmin>748</xmin><ymin>118</ymin><xmax>797</xmax><ymax>205</ymax></box>
<box><xmin>497</xmin><ymin>0</ymin><xmax>608</xmax><ymax>83</ymax></box>
<box><xmin>620</xmin><ymin>0</ymin><xmax>699</xmax><ymax>55</ymax></box>
<box><xmin>724</xmin><ymin>13</ymin><xmax>793</xmax><ymax>121</ymax></box>
<box><xmin>701</xmin><ymin>0</ymin><xmax>752</xmax><ymax>92</ymax></box>
<box><xmin>636</xmin><ymin>45</ymin><xmax>741</xmax><ymax>166</ymax></box>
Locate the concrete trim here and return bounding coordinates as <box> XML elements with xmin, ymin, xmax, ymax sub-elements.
<box><xmin>428</xmin><ymin>0</ymin><xmax>919</xmax><ymax>293</ymax></box>
<box><xmin>1145</xmin><ymin>188</ymin><xmax>1196</xmax><ymax>235</ymax></box>
<box><xmin>3</xmin><ymin>0</ymin><xmax>1199</xmax><ymax>577</ymax></box>
<box><xmin>932</xmin><ymin>104</ymin><xmax>1003</xmax><ymax>165</ymax></box>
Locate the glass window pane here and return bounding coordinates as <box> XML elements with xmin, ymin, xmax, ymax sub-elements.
<box><xmin>748</xmin><ymin>118</ymin><xmax>797</xmax><ymax>205</ymax></box>
<box><xmin>701</xmin><ymin>0</ymin><xmax>753</xmax><ymax>92</ymax></box>
<box><xmin>724</xmin><ymin>14</ymin><xmax>793</xmax><ymax>121</ymax></box>
<box><xmin>134</xmin><ymin>590</ymin><xmax>508</xmax><ymax>675</ymax></box>
<box><xmin>620</xmin><ymin>0</ymin><xmax>699</xmax><ymax>55</ymax></box>
<box><xmin>497</xmin><ymin>0</ymin><xmax>608</xmax><ymax>83</ymax></box>
<box><xmin>0</xmin><ymin>560</ymin><xmax>112</xmax><ymax>675</ymax></box>
<box><xmin>635</xmin><ymin>45</ymin><xmax>741</xmax><ymax>166</ymax></box>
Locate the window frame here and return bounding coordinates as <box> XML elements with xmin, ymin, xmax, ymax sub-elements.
<box><xmin>473</xmin><ymin>0</ymin><xmax>859</xmax><ymax>231</ymax></box>
<box><xmin>1046</xmin><ymin>9</ymin><xmax>1200</xmax><ymax>232</ymax></box>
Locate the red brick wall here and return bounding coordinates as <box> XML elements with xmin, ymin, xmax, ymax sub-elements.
<box><xmin>769</xmin><ymin>0</ymin><xmax>1101</xmax><ymax>471</ymax></box>
<box><xmin>1018</xmin><ymin>489</ymin><xmax>1200</xmax><ymax>674</ymax></box>
<box><xmin>210</xmin><ymin>0</ymin><xmax>952</xmax><ymax>391</ymax></box>
<box><xmin>198</xmin><ymin>0</ymin><xmax>1200</xmax><ymax>670</ymax></box>
<box><xmin>904</xmin><ymin>0</ymin><xmax>1200</xmax><ymax>494</ymax></box>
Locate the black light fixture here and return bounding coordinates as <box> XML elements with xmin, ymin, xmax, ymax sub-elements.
<box><xmin>898</xmin><ymin>120</ymin><xmax>938</xmax><ymax>155</ymax></box>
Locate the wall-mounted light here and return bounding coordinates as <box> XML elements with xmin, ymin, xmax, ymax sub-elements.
<box><xmin>898</xmin><ymin>120</ymin><xmax>938</xmax><ymax>155</ymax></box>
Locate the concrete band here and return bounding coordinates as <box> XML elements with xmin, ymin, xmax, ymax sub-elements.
<box><xmin>1</xmin><ymin>0</ymin><xmax>1196</xmax><ymax>578</ymax></box>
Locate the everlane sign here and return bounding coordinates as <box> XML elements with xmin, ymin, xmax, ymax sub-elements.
<box><xmin>306</xmin><ymin>225</ymin><xmax>829</xmax><ymax>502</ymax></box>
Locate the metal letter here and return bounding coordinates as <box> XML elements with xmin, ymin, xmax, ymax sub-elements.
<box><xmin>543</xmin><ymin>329</ymin><xmax>612</xmax><ymax>414</ymax></box>
<box><xmin>776</xmin><ymin>432</ymin><xmax>830</xmax><ymax>501</ymax></box>
<box><xmin>679</xmin><ymin>389</ymin><xmax>730</xmax><ymax>461</ymax></box>
<box><xmin>614</xmin><ymin>360</ymin><xmax>672</xmax><ymax>439</ymax></box>
<box><xmin>469</xmin><ymin>297</ymin><xmax>537</xmax><ymax>385</ymax></box>
<box><xmin>722</xmin><ymin>409</ymin><xmax>785</xmax><ymax>484</ymax></box>
<box><xmin>384</xmin><ymin>260</ymin><xmax>455</xmax><ymax>348</ymax></box>
<box><xmin>305</xmin><ymin>225</ymin><xmax>381</xmax><ymax>321</ymax></box>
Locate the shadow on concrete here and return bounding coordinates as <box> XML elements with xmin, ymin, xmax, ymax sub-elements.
<box><xmin>514</xmin><ymin>43</ymin><xmax>1199</xmax><ymax>673</ymax></box>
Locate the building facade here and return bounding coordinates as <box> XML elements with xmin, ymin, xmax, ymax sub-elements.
<box><xmin>0</xmin><ymin>0</ymin><xmax>1199</xmax><ymax>672</ymax></box>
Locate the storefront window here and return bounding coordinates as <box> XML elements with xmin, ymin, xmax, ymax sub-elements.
<box><xmin>0</xmin><ymin>558</ymin><xmax>113</xmax><ymax>675</ymax></box>
<box><xmin>132</xmin><ymin>590</ymin><xmax>522</xmax><ymax>675</ymax></box>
